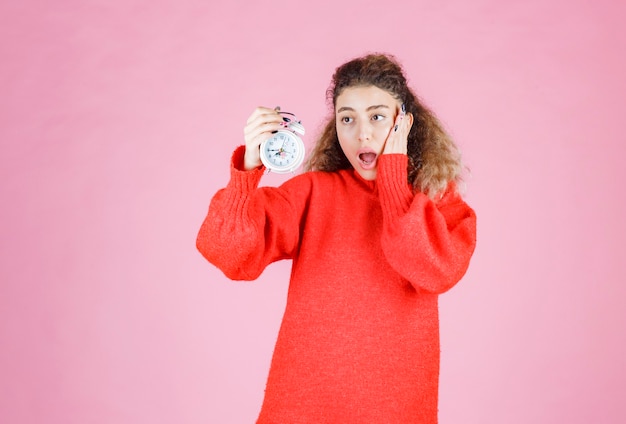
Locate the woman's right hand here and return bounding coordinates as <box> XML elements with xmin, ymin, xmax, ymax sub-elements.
<box><xmin>243</xmin><ymin>106</ymin><xmax>285</xmax><ymax>171</ymax></box>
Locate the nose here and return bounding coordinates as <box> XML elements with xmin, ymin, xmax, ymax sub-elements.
<box><xmin>357</xmin><ymin>121</ymin><xmax>372</xmax><ymax>143</ymax></box>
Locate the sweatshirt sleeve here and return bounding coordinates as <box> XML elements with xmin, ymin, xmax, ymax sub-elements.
<box><xmin>376</xmin><ymin>154</ymin><xmax>477</xmax><ymax>294</ymax></box>
<box><xmin>196</xmin><ymin>146</ymin><xmax>305</xmax><ymax>281</ymax></box>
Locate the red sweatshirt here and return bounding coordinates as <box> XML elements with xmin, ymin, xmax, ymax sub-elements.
<box><xmin>197</xmin><ymin>146</ymin><xmax>477</xmax><ymax>423</ymax></box>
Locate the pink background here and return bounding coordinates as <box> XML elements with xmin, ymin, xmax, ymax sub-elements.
<box><xmin>1</xmin><ymin>0</ymin><xmax>625</xmax><ymax>423</ymax></box>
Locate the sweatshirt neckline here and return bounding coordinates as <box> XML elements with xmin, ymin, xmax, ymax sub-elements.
<box><xmin>347</xmin><ymin>168</ymin><xmax>377</xmax><ymax>192</ymax></box>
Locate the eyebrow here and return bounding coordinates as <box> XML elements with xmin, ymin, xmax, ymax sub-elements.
<box><xmin>336</xmin><ymin>104</ymin><xmax>390</xmax><ymax>113</ymax></box>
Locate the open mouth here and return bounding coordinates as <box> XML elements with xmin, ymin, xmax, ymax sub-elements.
<box><xmin>358</xmin><ymin>151</ymin><xmax>378</xmax><ymax>169</ymax></box>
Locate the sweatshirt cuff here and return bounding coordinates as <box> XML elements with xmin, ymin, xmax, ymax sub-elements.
<box><xmin>228</xmin><ymin>145</ymin><xmax>265</xmax><ymax>193</ymax></box>
<box><xmin>376</xmin><ymin>154</ymin><xmax>416</xmax><ymax>218</ymax></box>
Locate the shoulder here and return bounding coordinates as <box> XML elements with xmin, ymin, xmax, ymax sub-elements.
<box><xmin>280</xmin><ymin>169</ymin><xmax>344</xmax><ymax>189</ymax></box>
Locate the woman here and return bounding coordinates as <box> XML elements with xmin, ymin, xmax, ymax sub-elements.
<box><xmin>197</xmin><ymin>53</ymin><xmax>477</xmax><ymax>423</ymax></box>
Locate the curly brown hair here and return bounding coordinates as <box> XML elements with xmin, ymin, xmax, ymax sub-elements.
<box><xmin>305</xmin><ymin>53</ymin><xmax>464</xmax><ymax>198</ymax></box>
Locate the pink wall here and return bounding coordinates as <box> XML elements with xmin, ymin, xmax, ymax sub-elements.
<box><xmin>1</xmin><ymin>0</ymin><xmax>625</xmax><ymax>423</ymax></box>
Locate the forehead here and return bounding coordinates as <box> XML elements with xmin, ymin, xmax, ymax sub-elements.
<box><xmin>335</xmin><ymin>85</ymin><xmax>398</xmax><ymax>111</ymax></box>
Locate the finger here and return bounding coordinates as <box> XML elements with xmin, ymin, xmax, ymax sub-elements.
<box><xmin>244</xmin><ymin>112</ymin><xmax>284</xmax><ymax>137</ymax></box>
<box><xmin>403</xmin><ymin>112</ymin><xmax>414</xmax><ymax>133</ymax></box>
<box><xmin>393</xmin><ymin>103</ymin><xmax>407</xmax><ymax>132</ymax></box>
<box><xmin>383</xmin><ymin>112</ymin><xmax>411</xmax><ymax>154</ymax></box>
<box><xmin>245</xmin><ymin>127</ymin><xmax>279</xmax><ymax>149</ymax></box>
<box><xmin>246</xmin><ymin>106</ymin><xmax>282</xmax><ymax>125</ymax></box>
<box><xmin>246</xmin><ymin>106</ymin><xmax>275</xmax><ymax>123</ymax></box>
<box><xmin>244</xmin><ymin>118</ymin><xmax>283</xmax><ymax>138</ymax></box>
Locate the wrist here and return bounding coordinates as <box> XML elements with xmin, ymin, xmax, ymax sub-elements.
<box><xmin>243</xmin><ymin>151</ymin><xmax>262</xmax><ymax>171</ymax></box>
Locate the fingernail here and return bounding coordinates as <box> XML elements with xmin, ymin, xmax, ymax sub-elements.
<box><xmin>394</xmin><ymin>124</ymin><xmax>399</xmax><ymax>132</ymax></box>
<box><xmin>401</xmin><ymin>103</ymin><xmax>406</xmax><ymax>113</ymax></box>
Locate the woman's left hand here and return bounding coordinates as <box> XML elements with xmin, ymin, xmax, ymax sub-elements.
<box><xmin>383</xmin><ymin>106</ymin><xmax>413</xmax><ymax>155</ymax></box>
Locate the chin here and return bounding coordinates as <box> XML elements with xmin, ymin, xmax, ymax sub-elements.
<box><xmin>356</xmin><ymin>169</ymin><xmax>378</xmax><ymax>181</ymax></box>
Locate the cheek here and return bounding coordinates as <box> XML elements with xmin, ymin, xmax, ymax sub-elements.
<box><xmin>336</xmin><ymin>136</ymin><xmax>356</xmax><ymax>161</ymax></box>
<box><xmin>336</xmin><ymin>127</ymin><xmax>354</xmax><ymax>147</ymax></box>
<box><xmin>337</xmin><ymin>138</ymin><xmax>351</xmax><ymax>157</ymax></box>
<box><xmin>374</xmin><ymin>123</ymin><xmax>393</xmax><ymax>139</ymax></box>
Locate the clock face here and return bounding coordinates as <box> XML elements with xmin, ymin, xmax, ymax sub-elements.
<box><xmin>261</xmin><ymin>130</ymin><xmax>304</xmax><ymax>173</ymax></box>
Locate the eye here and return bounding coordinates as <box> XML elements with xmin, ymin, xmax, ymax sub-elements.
<box><xmin>372</xmin><ymin>114</ymin><xmax>385</xmax><ymax>121</ymax></box>
<box><xmin>340</xmin><ymin>116</ymin><xmax>353</xmax><ymax>124</ymax></box>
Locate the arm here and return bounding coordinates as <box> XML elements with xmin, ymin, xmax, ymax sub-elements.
<box><xmin>377</xmin><ymin>154</ymin><xmax>477</xmax><ymax>294</ymax></box>
<box><xmin>196</xmin><ymin>146</ymin><xmax>304</xmax><ymax>281</ymax></box>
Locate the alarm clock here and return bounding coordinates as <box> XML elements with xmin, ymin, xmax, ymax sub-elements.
<box><xmin>260</xmin><ymin>112</ymin><xmax>306</xmax><ymax>173</ymax></box>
